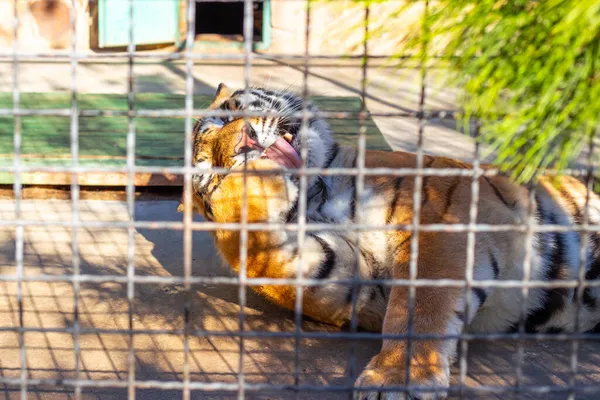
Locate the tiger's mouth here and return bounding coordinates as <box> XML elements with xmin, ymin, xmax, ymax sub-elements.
<box><xmin>235</xmin><ymin>126</ymin><xmax>302</xmax><ymax>169</ymax></box>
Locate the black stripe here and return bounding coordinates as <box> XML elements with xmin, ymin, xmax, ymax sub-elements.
<box><xmin>378</xmin><ymin>284</ymin><xmax>386</xmax><ymax>300</ymax></box>
<box><xmin>535</xmin><ymin>192</ymin><xmax>546</xmax><ymax>224</ymax></box>
<box><xmin>386</xmin><ymin>177</ymin><xmax>404</xmax><ymax>224</ymax></box>
<box><xmin>506</xmin><ymin>321</ymin><xmax>562</xmax><ymax>334</ymax></box>
<box><xmin>473</xmin><ymin>288</ymin><xmax>488</xmax><ymax>307</ymax></box>
<box><xmin>586</xmin><ymin>234</ymin><xmax>600</xmax><ymax>281</ymax></box>
<box><xmin>524</xmin><ymin>212</ymin><xmax>569</xmax><ymax>331</ymax></box>
<box><xmin>251</xmin><ymin>91</ymin><xmax>287</xmax><ymax>113</ymax></box>
<box><xmin>286</xmin><ymin>121</ymin><xmax>301</xmax><ymax>136</ymax></box>
<box><xmin>346</xmin><ymin>286</ymin><xmax>361</xmax><ymax>305</ymax></box>
<box><xmin>359</xmin><ymin>248</ymin><xmax>379</xmax><ymax>271</ymax></box>
<box><xmin>249</xmin><ymin>100</ymin><xmax>263</xmax><ymax>109</ymax></box>
<box><xmin>341</xmin><ymin>236</ymin><xmax>356</xmax><ymax>253</ymax></box>
<box><xmin>369</xmin><ymin>287</ymin><xmax>376</xmax><ymax>301</ymax></box>
<box><xmin>420</xmin><ymin>158</ymin><xmax>434</xmax><ymax>206</ymax></box>
<box><xmin>577</xmin><ymin>232</ymin><xmax>599</xmax><ymax>308</ymax></box>
<box><xmin>315</xmin><ymin>181</ymin><xmax>329</xmax><ymax>214</ymax></box>
<box><xmin>303</xmin><ymin>167</ymin><xmax>329</xmax><ymax>216</ymax></box>
<box><xmin>484</xmin><ymin>177</ymin><xmax>514</xmax><ymax>209</ymax></box>
<box><xmin>247</xmin><ymin>90</ymin><xmax>304</xmax><ymax>136</ymax></box>
<box><xmin>264</xmin><ymin>115</ymin><xmax>272</xmax><ymax>132</ymax></box>
<box><xmin>256</xmin><ymin>88</ymin><xmax>276</xmax><ymax>96</ymax></box>
<box><xmin>421</xmin><ymin>177</ymin><xmax>430</xmax><ymax>205</ymax></box>
<box><xmin>345</xmin><ymin>247</ymin><xmax>380</xmax><ymax>304</ymax></box>
<box><xmin>559</xmin><ymin>187</ymin><xmax>584</xmax><ymax>224</ymax></box>
<box><xmin>280</xmin><ymin>92</ymin><xmax>304</xmax><ymax>110</ymax></box>
<box><xmin>311</xmin><ymin>234</ymin><xmax>336</xmax><ymax>280</ymax></box>
<box><xmin>345</xmin><ymin>243</ymin><xmax>361</xmax><ymax>305</ymax></box>
<box><xmin>582</xmin><ymin>288</ymin><xmax>597</xmax><ymax>308</ymax></box>
<box><xmin>203</xmin><ymin>199</ymin><xmax>214</xmax><ymax>221</ymax></box>
<box><xmin>323</xmin><ymin>143</ymin><xmax>340</xmax><ymax>169</ymax></box>
<box><xmin>251</xmin><ymin>88</ymin><xmax>277</xmax><ymax>100</ymax></box>
<box><xmin>284</xmin><ymin>198</ymin><xmax>299</xmax><ymax>223</ymax></box>
<box><xmin>509</xmin><ymin>322</ymin><xmax>566</xmax><ymax>334</ymax></box>
<box><xmin>289</xmin><ymin>245</ymin><xmax>299</xmax><ymax>260</ymax></box>
<box><xmin>231</xmin><ymin>89</ymin><xmax>259</xmax><ymax>108</ymax></box>
<box><xmin>349</xmin><ymin>155</ymin><xmax>358</xmax><ymax>221</ymax></box>
<box><xmin>392</xmin><ymin>234</ymin><xmax>412</xmax><ymax>258</ymax></box>
<box><xmin>489</xmin><ymin>251</ymin><xmax>500</xmax><ymax>278</ymax></box>
<box><xmin>441</xmin><ymin>179</ymin><xmax>461</xmax><ymax>216</ymax></box>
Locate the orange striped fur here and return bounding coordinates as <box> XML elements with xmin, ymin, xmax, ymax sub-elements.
<box><xmin>178</xmin><ymin>85</ymin><xmax>600</xmax><ymax>399</ymax></box>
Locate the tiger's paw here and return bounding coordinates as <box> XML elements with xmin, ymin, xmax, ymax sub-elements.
<box><xmin>353</xmin><ymin>361</ymin><xmax>449</xmax><ymax>400</ymax></box>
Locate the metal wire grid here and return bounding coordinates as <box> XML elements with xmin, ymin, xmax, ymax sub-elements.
<box><xmin>4</xmin><ymin>0</ymin><xmax>600</xmax><ymax>398</ymax></box>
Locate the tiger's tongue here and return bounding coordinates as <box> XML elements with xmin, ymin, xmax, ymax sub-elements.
<box><xmin>263</xmin><ymin>137</ymin><xmax>302</xmax><ymax>169</ymax></box>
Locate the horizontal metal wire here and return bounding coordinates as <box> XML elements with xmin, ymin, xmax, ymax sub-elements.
<box><xmin>0</xmin><ymin>52</ymin><xmax>428</xmax><ymax>62</ymax></box>
<box><xmin>1</xmin><ymin>161</ymin><xmax>594</xmax><ymax>179</ymax></box>
<box><xmin>4</xmin><ymin>273</ymin><xmax>600</xmax><ymax>290</ymax></box>
<box><xmin>0</xmin><ymin>107</ymin><xmax>458</xmax><ymax>120</ymax></box>
<box><xmin>7</xmin><ymin>0</ymin><xmax>599</xmax><ymax>396</ymax></box>
<box><xmin>0</xmin><ymin>376</ymin><xmax>596</xmax><ymax>396</ymax></box>
<box><xmin>0</xmin><ymin>166</ymin><xmax>502</xmax><ymax>178</ymax></box>
<box><xmin>2</xmin><ymin>324</ymin><xmax>600</xmax><ymax>342</ymax></box>
<box><xmin>3</xmin><ymin>219</ymin><xmax>600</xmax><ymax>234</ymax></box>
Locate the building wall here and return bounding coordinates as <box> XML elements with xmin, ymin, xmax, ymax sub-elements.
<box><xmin>269</xmin><ymin>0</ymin><xmax>423</xmax><ymax>56</ymax></box>
<box><xmin>0</xmin><ymin>0</ymin><xmax>422</xmax><ymax>56</ymax></box>
<box><xmin>0</xmin><ymin>0</ymin><xmax>89</xmax><ymax>50</ymax></box>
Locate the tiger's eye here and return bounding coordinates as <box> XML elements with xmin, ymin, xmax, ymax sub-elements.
<box><xmin>246</xmin><ymin>124</ymin><xmax>258</xmax><ymax>140</ymax></box>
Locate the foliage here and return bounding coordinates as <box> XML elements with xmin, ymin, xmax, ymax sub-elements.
<box><xmin>368</xmin><ymin>0</ymin><xmax>600</xmax><ymax>182</ymax></box>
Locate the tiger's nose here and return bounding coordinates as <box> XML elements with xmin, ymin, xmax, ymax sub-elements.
<box><xmin>234</xmin><ymin>124</ymin><xmax>264</xmax><ymax>154</ymax></box>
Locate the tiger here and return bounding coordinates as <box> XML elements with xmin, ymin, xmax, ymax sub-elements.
<box><xmin>178</xmin><ymin>83</ymin><xmax>600</xmax><ymax>400</ymax></box>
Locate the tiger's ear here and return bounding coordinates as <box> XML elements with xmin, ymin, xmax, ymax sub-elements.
<box><xmin>209</xmin><ymin>83</ymin><xmax>233</xmax><ymax>109</ymax></box>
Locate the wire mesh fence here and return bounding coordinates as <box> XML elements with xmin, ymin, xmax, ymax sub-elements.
<box><xmin>3</xmin><ymin>0</ymin><xmax>600</xmax><ymax>399</ymax></box>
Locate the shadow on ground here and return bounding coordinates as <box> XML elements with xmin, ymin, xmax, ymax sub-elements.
<box><xmin>1</xmin><ymin>200</ymin><xmax>599</xmax><ymax>399</ymax></box>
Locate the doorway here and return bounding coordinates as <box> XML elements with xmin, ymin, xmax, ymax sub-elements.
<box><xmin>195</xmin><ymin>1</ymin><xmax>266</xmax><ymax>43</ymax></box>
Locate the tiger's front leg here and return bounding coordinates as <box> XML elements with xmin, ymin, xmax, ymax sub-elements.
<box><xmin>354</xmin><ymin>233</ymin><xmax>466</xmax><ymax>400</ymax></box>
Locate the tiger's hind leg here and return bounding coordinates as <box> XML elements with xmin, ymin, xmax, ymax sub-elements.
<box><xmin>353</xmin><ymin>232</ymin><xmax>483</xmax><ymax>400</ymax></box>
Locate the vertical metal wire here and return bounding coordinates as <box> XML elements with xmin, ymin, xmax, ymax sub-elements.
<box><xmin>68</xmin><ymin>0</ymin><xmax>82</xmax><ymax>398</ymax></box>
<box><xmin>405</xmin><ymin>0</ymin><xmax>430</xmax><ymax>386</ymax></box>
<box><xmin>293</xmin><ymin>0</ymin><xmax>311</xmax><ymax>392</ymax></box>
<box><xmin>514</xmin><ymin>186</ymin><xmax>538</xmax><ymax>393</ymax></box>
<box><xmin>458</xmin><ymin>122</ymin><xmax>481</xmax><ymax>399</ymax></box>
<box><xmin>126</xmin><ymin>0</ymin><xmax>137</xmax><ymax>398</ymax></box>
<box><xmin>7</xmin><ymin>1</ymin><xmax>600</xmax><ymax>398</ymax></box>
<box><xmin>11</xmin><ymin>1</ymin><xmax>27</xmax><ymax>399</ymax></box>
<box><xmin>182</xmin><ymin>0</ymin><xmax>197</xmax><ymax>399</ymax></box>
<box><xmin>238</xmin><ymin>0</ymin><xmax>254</xmax><ymax>398</ymax></box>
<box><xmin>348</xmin><ymin>2</ymin><xmax>369</xmax><ymax>387</ymax></box>
<box><xmin>568</xmin><ymin>136</ymin><xmax>596</xmax><ymax>400</ymax></box>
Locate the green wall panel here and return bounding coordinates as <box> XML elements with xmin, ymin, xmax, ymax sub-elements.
<box><xmin>98</xmin><ymin>0</ymin><xmax>179</xmax><ymax>48</ymax></box>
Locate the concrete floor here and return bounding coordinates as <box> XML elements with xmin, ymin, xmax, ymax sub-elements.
<box><xmin>1</xmin><ymin>53</ymin><xmax>600</xmax><ymax>398</ymax></box>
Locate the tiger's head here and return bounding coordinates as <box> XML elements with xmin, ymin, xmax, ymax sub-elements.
<box><xmin>178</xmin><ymin>84</ymin><xmax>337</xmax><ymax>216</ymax></box>
<box><xmin>178</xmin><ymin>105</ymin><xmax>302</xmax><ymax>216</ymax></box>
<box><xmin>197</xmin><ymin>83</ymin><xmax>338</xmax><ymax>171</ymax></box>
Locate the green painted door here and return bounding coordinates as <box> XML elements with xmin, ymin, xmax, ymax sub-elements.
<box><xmin>97</xmin><ymin>0</ymin><xmax>180</xmax><ymax>48</ymax></box>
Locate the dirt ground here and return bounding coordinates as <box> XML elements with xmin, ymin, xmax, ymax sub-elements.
<box><xmin>0</xmin><ymin>199</ymin><xmax>599</xmax><ymax>399</ymax></box>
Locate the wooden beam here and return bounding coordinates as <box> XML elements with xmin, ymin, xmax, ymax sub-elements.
<box><xmin>14</xmin><ymin>172</ymin><xmax>182</xmax><ymax>186</ymax></box>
